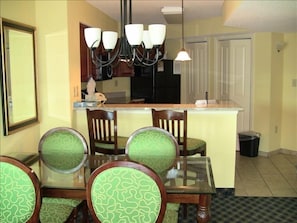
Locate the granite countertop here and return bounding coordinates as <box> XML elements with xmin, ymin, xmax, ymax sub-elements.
<box><xmin>74</xmin><ymin>100</ymin><xmax>242</xmax><ymax>111</ymax></box>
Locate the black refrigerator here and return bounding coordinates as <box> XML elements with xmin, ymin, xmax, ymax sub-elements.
<box><xmin>131</xmin><ymin>60</ymin><xmax>180</xmax><ymax>103</ymax></box>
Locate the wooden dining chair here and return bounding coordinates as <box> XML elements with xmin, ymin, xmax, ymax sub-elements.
<box><xmin>0</xmin><ymin>155</ymin><xmax>41</xmax><ymax>223</ymax></box>
<box><xmin>38</xmin><ymin>127</ymin><xmax>89</xmax><ymax>223</ymax></box>
<box><xmin>152</xmin><ymin>109</ymin><xmax>207</xmax><ymax>156</ymax></box>
<box><xmin>125</xmin><ymin>126</ymin><xmax>180</xmax><ymax>223</ymax></box>
<box><xmin>86</xmin><ymin>109</ymin><xmax>128</xmax><ymax>155</ymax></box>
<box><xmin>86</xmin><ymin>160</ymin><xmax>167</xmax><ymax>223</ymax></box>
<box><xmin>126</xmin><ymin>126</ymin><xmax>179</xmax><ymax>174</ymax></box>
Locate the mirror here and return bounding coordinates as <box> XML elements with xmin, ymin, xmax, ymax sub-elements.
<box><xmin>1</xmin><ymin>19</ymin><xmax>38</xmax><ymax>135</ymax></box>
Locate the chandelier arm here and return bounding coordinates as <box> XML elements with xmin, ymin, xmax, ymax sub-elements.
<box><xmin>90</xmin><ymin>45</ymin><xmax>122</xmax><ymax>68</ymax></box>
<box><xmin>134</xmin><ymin>48</ymin><xmax>163</xmax><ymax>66</ymax></box>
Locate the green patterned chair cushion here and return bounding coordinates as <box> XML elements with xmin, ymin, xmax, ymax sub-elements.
<box><xmin>126</xmin><ymin>127</ymin><xmax>178</xmax><ymax>173</ymax></box>
<box><xmin>163</xmin><ymin>203</ymin><xmax>179</xmax><ymax>223</ymax></box>
<box><xmin>95</xmin><ymin>136</ymin><xmax>128</xmax><ymax>150</ymax></box>
<box><xmin>40</xmin><ymin>202</ymin><xmax>74</xmax><ymax>223</ymax></box>
<box><xmin>0</xmin><ymin>162</ymin><xmax>36</xmax><ymax>223</ymax></box>
<box><xmin>181</xmin><ymin>137</ymin><xmax>206</xmax><ymax>151</ymax></box>
<box><xmin>42</xmin><ymin>197</ymin><xmax>81</xmax><ymax>207</ymax></box>
<box><xmin>91</xmin><ymin>166</ymin><xmax>162</xmax><ymax>222</ymax></box>
<box><xmin>40</xmin><ymin>129</ymin><xmax>87</xmax><ymax>173</ymax></box>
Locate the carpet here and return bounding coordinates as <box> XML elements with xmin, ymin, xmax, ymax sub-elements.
<box><xmin>178</xmin><ymin>196</ymin><xmax>297</xmax><ymax>223</ymax></box>
<box><xmin>78</xmin><ymin>196</ymin><xmax>297</xmax><ymax>223</ymax></box>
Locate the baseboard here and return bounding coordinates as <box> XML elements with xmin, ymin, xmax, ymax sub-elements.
<box><xmin>214</xmin><ymin>188</ymin><xmax>235</xmax><ymax>197</ymax></box>
<box><xmin>259</xmin><ymin>148</ymin><xmax>297</xmax><ymax>157</ymax></box>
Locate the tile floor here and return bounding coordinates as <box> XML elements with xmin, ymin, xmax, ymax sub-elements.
<box><xmin>235</xmin><ymin>152</ymin><xmax>297</xmax><ymax>197</ymax></box>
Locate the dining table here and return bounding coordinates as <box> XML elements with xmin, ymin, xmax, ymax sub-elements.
<box><xmin>8</xmin><ymin>152</ymin><xmax>216</xmax><ymax>223</ymax></box>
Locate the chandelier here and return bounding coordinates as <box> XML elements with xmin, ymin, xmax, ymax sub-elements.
<box><xmin>84</xmin><ymin>0</ymin><xmax>166</xmax><ymax>68</ymax></box>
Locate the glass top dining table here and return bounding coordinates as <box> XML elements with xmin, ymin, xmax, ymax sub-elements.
<box><xmin>9</xmin><ymin>153</ymin><xmax>216</xmax><ymax>223</ymax></box>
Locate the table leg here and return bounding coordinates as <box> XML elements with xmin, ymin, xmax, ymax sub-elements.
<box><xmin>197</xmin><ymin>194</ymin><xmax>211</xmax><ymax>223</ymax></box>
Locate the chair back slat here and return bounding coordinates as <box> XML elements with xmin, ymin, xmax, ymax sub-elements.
<box><xmin>152</xmin><ymin>109</ymin><xmax>187</xmax><ymax>153</ymax></box>
<box><xmin>87</xmin><ymin>109</ymin><xmax>121</xmax><ymax>155</ymax></box>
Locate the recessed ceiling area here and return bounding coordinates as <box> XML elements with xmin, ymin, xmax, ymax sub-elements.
<box><xmin>224</xmin><ymin>0</ymin><xmax>297</xmax><ymax>32</ymax></box>
<box><xmin>86</xmin><ymin>0</ymin><xmax>297</xmax><ymax>32</ymax></box>
<box><xmin>86</xmin><ymin>0</ymin><xmax>224</xmax><ymax>24</ymax></box>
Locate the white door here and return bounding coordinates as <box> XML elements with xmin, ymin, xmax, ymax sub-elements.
<box><xmin>216</xmin><ymin>39</ymin><xmax>252</xmax><ymax>135</ymax></box>
<box><xmin>184</xmin><ymin>42</ymin><xmax>208</xmax><ymax>103</ymax></box>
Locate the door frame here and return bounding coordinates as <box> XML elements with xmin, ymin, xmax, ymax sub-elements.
<box><xmin>214</xmin><ymin>34</ymin><xmax>254</xmax><ymax>148</ymax></box>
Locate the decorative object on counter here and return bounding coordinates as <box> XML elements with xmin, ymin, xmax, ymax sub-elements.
<box><xmin>175</xmin><ymin>0</ymin><xmax>191</xmax><ymax>61</ymax></box>
<box><xmin>85</xmin><ymin>77</ymin><xmax>96</xmax><ymax>101</ymax></box>
<box><xmin>82</xmin><ymin>77</ymin><xmax>107</xmax><ymax>107</ymax></box>
<box><xmin>195</xmin><ymin>99</ymin><xmax>218</xmax><ymax>105</ymax></box>
<box><xmin>84</xmin><ymin>0</ymin><xmax>166</xmax><ymax>70</ymax></box>
<box><xmin>95</xmin><ymin>93</ymin><xmax>107</xmax><ymax>105</ymax></box>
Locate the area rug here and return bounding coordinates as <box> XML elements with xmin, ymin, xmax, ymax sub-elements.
<box><xmin>178</xmin><ymin>196</ymin><xmax>297</xmax><ymax>223</ymax></box>
<box><xmin>78</xmin><ymin>195</ymin><xmax>297</xmax><ymax>222</ymax></box>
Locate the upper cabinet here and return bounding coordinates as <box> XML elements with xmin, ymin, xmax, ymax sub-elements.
<box><xmin>80</xmin><ymin>23</ymin><xmax>134</xmax><ymax>82</ymax></box>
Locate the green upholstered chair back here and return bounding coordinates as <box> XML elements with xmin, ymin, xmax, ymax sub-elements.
<box><xmin>0</xmin><ymin>156</ymin><xmax>41</xmax><ymax>223</ymax></box>
<box><xmin>86</xmin><ymin>161</ymin><xmax>167</xmax><ymax>223</ymax></box>
<box><xmin>38</xmin><ymin>127</ymin><xmax>88</xmax><ymax>173</ymax></box>
<box><xmin>125</xmin><ymin>126</ymin><xmax>179</xmax><ymax>174</ymax></box>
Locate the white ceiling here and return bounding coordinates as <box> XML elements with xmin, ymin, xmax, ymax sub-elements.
<box><xmin>86</xmin><ymin>0</ymin><xmax>297</xmax><ymax>32</ymax></box>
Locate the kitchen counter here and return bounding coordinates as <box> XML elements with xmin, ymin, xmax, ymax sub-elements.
<box><xmin>74</xmin><ymin>100</ymin><xmax>242</xmax><ymax>111</ymax></box>
<box><xmin>73</xmin><ymin>101</ymin><xmax>242</xmax><ymax>190</ymax></box>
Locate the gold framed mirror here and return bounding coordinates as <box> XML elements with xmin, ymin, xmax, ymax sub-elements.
<box><xmin>1</xmin><ymin>19</ymin><xmax>38</xmax><ymax>135</ymax></box>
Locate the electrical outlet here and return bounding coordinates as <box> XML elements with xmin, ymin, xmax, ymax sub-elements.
<box><xmin>292</xmin><ymin>78</ymin><xmax>297</xmax><ymax>87</ymax></box>
<box><xmin>275</xmin><ymin>126</ymin><xmax>278</xmax><ymax>133</ymax></box>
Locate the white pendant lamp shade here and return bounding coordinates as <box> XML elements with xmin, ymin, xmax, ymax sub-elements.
<box><xmin>142</xmin><ymin>30</ymin><xmax>153</xmax><ymax>49</ymax></box>
<box><xmin>148</xmin><ymin>24</ymin><xmax>166</xmax><ymax>46</ymax></box>
<box><xmin>102</xmin><ymin>31</ymin><xmax>118</xmax><ymax>50</ymax></box>
<box><xmin>175</xmin><ymin>49</ymin><xmax>192</xmax><ymax>61</ymax></box>
<box><xmin>125</xmin><ymin>24</ymin><xmax>144</xmax><ymax>46</ymax></box>
<box><xmin>84</xmin><ymin>28</ymin><xmax>101</xmax><ymax>48</ymax></box>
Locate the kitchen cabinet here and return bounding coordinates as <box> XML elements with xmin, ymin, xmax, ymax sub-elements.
<box><xmin>80</xmin><ymin>23</ymin><xmax>134</xmax><ymax>81</ymax></box>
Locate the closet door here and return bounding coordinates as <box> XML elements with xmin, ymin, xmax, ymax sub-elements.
<box><xmin>216</xmin><ymin>39</ymin><xmax>252</xmax><ymax>134</ymax></box>
<box><xmin>184</xmin><ymin>42</ymin><xmax>208</xmax><ymax>103</ymax></box>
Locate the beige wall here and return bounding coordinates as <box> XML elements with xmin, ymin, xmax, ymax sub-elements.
<box><xmin>0</xmin><ymin>0</ymin><xmax>40</xmax><ymax>154</ymax></box>
<box><xmin>281</xmin><ymin>33</ymin><xmax>297</xmax><ymax>151</ymax></box>
<box><xmin>0</xmin><ymin>0</ymin><xmax>117</xmax><ymax>154</ymax></box>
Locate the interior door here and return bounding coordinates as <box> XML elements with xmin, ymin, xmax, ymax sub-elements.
<box><xmin>216</xmin><ymin>39</ymin><xmax>252</xmax><ymax>137</ymax></box>
<box><xmin>184</xmin><ymin>42</ymin><xmax>208</xmax><ymax>103</ymax></box>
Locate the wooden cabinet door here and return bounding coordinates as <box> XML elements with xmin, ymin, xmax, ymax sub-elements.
<box><xmin>112</xmin><ymin>61</ymin><xmax>134</xmax><ymax>77</ymax></box>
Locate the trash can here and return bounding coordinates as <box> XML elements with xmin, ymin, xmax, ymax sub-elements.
<box><xmin>238</xmin><ymin>131</ymin><xmax>260</xmax><ymax>157</ymax></box>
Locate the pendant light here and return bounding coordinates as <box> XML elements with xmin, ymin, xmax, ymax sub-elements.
<box><xmin>175</xmin><ymin>0</ymin><xmax>191</xmax><ymax>61</ymax></box>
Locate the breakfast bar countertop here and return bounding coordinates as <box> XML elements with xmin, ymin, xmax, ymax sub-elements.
<box><xmin>74</xmin><ymin>100</ymin><xmax>243</xmax><ymax>112</ymax></box>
